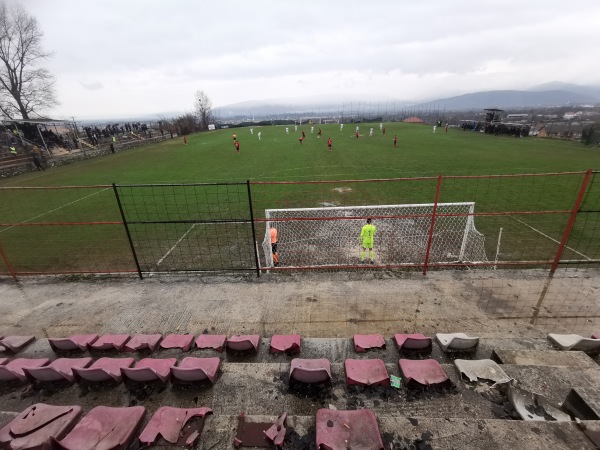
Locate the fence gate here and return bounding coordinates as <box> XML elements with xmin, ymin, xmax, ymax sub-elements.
<box><xmin>113</xmin><ymin>182</ymin><xmax>260</xmax><ymax>276</ymax></box>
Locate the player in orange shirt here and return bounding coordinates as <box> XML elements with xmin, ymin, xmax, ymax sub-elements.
<box><xmin>327</xmin><ymin>138</ymin><xmax>332</xmax><ymax>152</ymax></box>
<box><xmin>270</xmin><ymin>226</ymin><xmax>279</xmax><ymax>266</ymax></box>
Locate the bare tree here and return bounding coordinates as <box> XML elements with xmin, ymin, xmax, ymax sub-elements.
<box><xmin>194</xmin><ymin>90</ymin><xmax>212</xmax><ymax>131</ymax></box>
<box><xmin>0</xmin><ymin>3</ymin><xmax>58</xmax><ymax>120</ymax></box>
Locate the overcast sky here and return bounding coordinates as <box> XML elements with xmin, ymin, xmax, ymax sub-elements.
<box><xmin>23</xmin><ymin>0</ymin><xmax>600</xmax><ymax>119</ymax></box>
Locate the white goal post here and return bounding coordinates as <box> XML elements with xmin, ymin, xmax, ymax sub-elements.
<box><xmin>261</xmin><ymin>203</ymin><xmax>488</xmax><ymax>268</ymax></box>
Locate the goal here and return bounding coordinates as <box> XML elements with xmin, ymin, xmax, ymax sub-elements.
<box><xmin>261</xmin><ymin>203</ymin><xmax>488</xmax><ymax>268</ymax></box>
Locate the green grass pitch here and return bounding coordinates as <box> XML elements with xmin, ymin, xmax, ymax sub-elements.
<box><xmin>0</xmin><ymin>122</ymin><xmax>598</xmax><ymax>274</ymax></box>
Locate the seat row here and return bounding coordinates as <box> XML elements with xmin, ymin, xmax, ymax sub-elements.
<box><xmin>2</xmin><ymin>332</ymin><xmax>598</xmax><ymax>356</ymax></box>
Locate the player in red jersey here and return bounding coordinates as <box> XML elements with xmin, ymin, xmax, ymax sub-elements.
<box><xmin>327</xmin><ymin>138</ymin><xmax>332</xmax><ymax>151</ymax></box>
<box><xmin>235</xmin><ymin>140</ymin><xmax>240</xmax><ymax>154</ymax></box>
<box><xmin>393</xmin><ymin>135</ymin><xmax>397</xmax><ymax>147</ymax></box>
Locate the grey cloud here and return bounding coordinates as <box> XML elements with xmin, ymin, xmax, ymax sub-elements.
<box><xmin>79</xmin><ymin>80</ymin><xmax>104</xmax><ymax>90</ymax></box>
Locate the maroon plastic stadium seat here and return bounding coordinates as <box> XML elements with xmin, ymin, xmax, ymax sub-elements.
<box><xmin>263</xmin><ymin>412</ymin><xmax>288</xmax><ymax>447</ymax></box>
<box><xmin>121</xmin><ymin>358</ymin><xmax>177</xmax><ymax>383</ymax></box>
<box><xmin>289</xmin><ymin>358</ymin><xmax>332</xmax><ymax>384</ymax></box>
<box><xmin>345</xmin><ymin>359</ymin><xmax>390</xmax><ymax>387</ymax></box>
<box><xmin>0</xmin><ymin>335</ymin><xmax>35</xmax><ymax>353</ymax></box>
<box><xmin>227</xmin><ymin>335</ymin><xmax>260</xmax><ymax>352</ymax></box>
<box><xmin>270</xmin><ymin>334</ymin><xmax>301</xmax><ymax>354</ymax></box>
<box><xmin>394</xmin><ymin>333</ymin><xmax>433</xmax><ymax>352</ymax></box>
<box><xmin>354</xmin><ymin>334</ymin><xmax>386</xmax><ymax>352</ymax></box>
<box><xmin>0</xmin><ymin>358</ymin><xmax>7</xmax><ymax>365</ymax></box>
<box><xmin>195</xmin><ymin>334</ymin><xmax>227</xmax><ymax>352</ymax></box>
<box><xmin>138</xmin><ymin>406</ymin><xmax>212</xmax><ymax>446</ymax></box>
<box><xmin>0</xmin><ymin>403</ymin><xmax>82</xmax><ymax>449</ymax></box>
<box><xmin>24</xmin><ymin>357</ymin><xmax>93</xmax><ymax>383</ymax></box>
<box><xmin>316</xmin><ymin>409</ymin><xmax>384</xmax><ymax>450</ymax></box>
<box><xmin>160</xmin><ymin>334</ymin><xmax>194</xmax><ymax>352</ymax></box>
<box><xmin>398</xmin><ymin>359</ymin><xmax>451</xmax><ymax>388</ymax></box>
<box><xmin>170</xmin><ymin>357</ymin><xmax>221</xmax><ymax>384</ymax></box>
<box><xmin>0</xmin><ymin>358</ymin><xmax>50</xmax><ymax>382</ymax></box>
<box><xmin>88</xmin><ymin>334</ymin><xmax>130</xmax><ymax>351</ymax></box>
<box><xmin>48</xmin><ymin>334</ymin><xmax>99</xmax><ymax>352</ymax></box>
<box><xmin>72</xmin><ymin>357</ymin><xmax>134</xmax><ymax>383</ymax></box>
<box><xmin>54</xmin><ymin>405</ymin><xmax>145</xmax><ymax>450</ymax></box>
<box><xmin>122</xmin><ymin>334</ymin><xmax>162</xmax><ymax>352</ymax></box>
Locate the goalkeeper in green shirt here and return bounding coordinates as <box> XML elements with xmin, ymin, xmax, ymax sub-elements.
<box><xmin>359</xmin><ymin>218</ymin><xmax>377</xmax><ymax>264</ymax></box>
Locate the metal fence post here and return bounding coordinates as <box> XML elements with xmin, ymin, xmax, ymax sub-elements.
<box><xmin>423</xmin><ymin>175</ymin><xmax>443</xmax><ymax>275</ymax></box>
<box><xmin>550</xmin><ymin>169</ymin><xmax>593</xmax><ymax>274</ymax></box>
<box><xmin>0</xmin><ymin>243</ymin><xmax>18</xmax><ymax>282</ymax></box>
<box><xmin>112</xmin><ymin>183</ymin><xmax>143</xmax><ymax>279</ymax></box>
<box><xmin>247</xmin><ymin>180</ymin><xmax>261</xmax><ymax>277</ymax></box>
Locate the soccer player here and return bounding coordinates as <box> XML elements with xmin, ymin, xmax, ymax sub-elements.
<box><xmin>318</xmin><ymin>128</ymin><xmax>322</xmax><ymax>139</ymax></box>
<box><xmin>445</xmin><ymin>124</ymin><xmax>449</xmax><ymax>134</ymax></box>
<box><xmin>270</xmin><ymin>226</ymin><xmax>279</xmax><ymax>266</ymax></box>
<box><xmin>379</xmin><ymin>122</ymin><xmax>383</xmax><ymax>130</ymax></box>
<box><xmin>355</xmin><ymin>129</ymin><xmax>359</xmax><ymax>140</ymax></box>
<box><xmin>286</xmin><ymin>127</ymin><xmax>289</xmax><ymax>134</ymax></box>
<box><xmin>340</xmin><ymin>123</ymin><xmax>344</xmax><ymax>131</ymax></box>
<box><xmin>327</xmin><ymin>137</ymin><xmax>332</xmax><ymax>151</ymax></box>
<box><xmin>233</xmin><ymin>134</ymin><xmax>237</xmax><ymax>141</ymax></box>
<box><xmin>302</xmin><ymin>130</ymin><xmax>306</xmax><ymax>139</ymax></box>
<box><xmin>299</xmin><ymin>136</ymin><xmax>304</xmax><ymax>145</ymax></box>
<box><xmin>369</xmin><ymin>127</ymin><xmax>374</xmax><ymax>137</ymax></box>
<box><xmin>310</xmin><ymin>126</ymin><xmax>314</xmax><ymax>134</ymax></box>
<box><xmin>433</xmin><ymin>125</ymin><xmax>436</xmax><ymax>133</ymax></box>
<box><xmin>359</xmin><ymin>218</ymin><xmax>376</xmax><ymax>264</ymax></box>
<box><xmin>250</xmin><ymin>128</ymin><xmax>254</xmax><ymax>135</ymax></box>
<box><xmin>183</xmin><ymin>135</ymin><xmax>187</xmax><ymax>145</ymax></box>
<box><xmin>258</xmin><ymin>131</ymin><xmax>262</xmax><ymax>140</ymax></box>
<box><xmin>393</xmin><ymin>135</ymin><xmax>397</xmax><ymax>147</ymax></box>
<box><xmin>382</xmin><ymin>127</ymin><xmax>386</xmax><ymax>136</ymax></box>
<box><xmin>235</xmin><ymin>140</ymin><xmax>240</xmax><ymax>154</ymax></box>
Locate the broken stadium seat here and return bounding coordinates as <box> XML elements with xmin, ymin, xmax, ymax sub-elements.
<box><xmin>24</xmin><ymin>357</ymin><xmax>93</xmax><ymax>383</ymax></box>
<box><xmin>0</xmin><ymin>358</ymin><xmax>50</xmax><ymax>382</ymax></box>
<box><xmin>138</xmin><ymin>406</ymin><xmax>212</xmax><ymax>446</ymax></box>
<box><xmin>195</xmin><ymin>334</ymin><xmax>227</xmax><ymax>352</ymax></box>
<box><xmin>88</xmin><ymin>334</ymin><xmax>130</xmax><ymax>351</ymax></box>
<box><xmin>122</xmin><ymin>334</ymin><xmax>162</xmax><ymax>352</ymax></box>
<box><xmin>160</xmin><ymin>334</ymin><xmax>195</xmax><ymax>352</ymax></box>
<box><xmin>345</xmin><ymin>359</ymin><xmax>390</xmax><ymax>386</ymax></box>
<box><xmin>453</xmin><ymin>359</ymin><xmax>512</xmax><ymax>385</ymax></box>
<box><xmin>48</xmin><ymin>334</ymin><xmax>99</xmax><ymax>352</ymax></box>
<box><xmin>398</xmin><ymin>359</ymin><xmax>452</xmax><ymax>389</ymax></box>
<box><xmin>0</xmin><ymin>403</ymin><xmax>82</xmax><ymax>449</ymax></box>
<box><xmin>394</xmin><ymin>333</ymin><xmax>433</xmax><ymax>352</ymax></box>
<box><xmin>547</xmin><ymin>333</ymin><xmax>600</xmax><ymax>354</ymax></box>
<box><xmin>170</xmin><ymin>357</ymin><xmax>221</xmax><ymax>384</ymax></box>
<box><xmin>227</xmin><ymin>335</ymin><xmax>260</xmax><ymax>352</ymax></box>
<box><xmin>316</xmin><ymin>408</ymin><xmax>384</xmax><ymax>450</ymax></box>
<box><xmin>53</xmin><ymin>405</ymin><xmax>145</xmax><ymax>450</ymax></box>
<box><xmin>289</xmin><ymin>358</ymin><xmax>332</xmax><ymax>384</ymax></box>
<box><xmin>72</xmin><ymin>357</ymin><xmax>134</xmax><ymax>383</ymax></box>
<box><xmin>121</xmin><ymin>357</ymin><xmax>177</xmax><ymax>383</ymax></box>
<box><xmin>0</xmin><ymin>335</ymin><xmax>35</xmax><ymax>353</ymax></box>
<box><xmin>435</xmin><ymin>332</ymin><xmax>480</xmax><ymax>352</ymax></box>
<box><xmin>270</xmin><ymin>334</ymin><xmax>301</xmax><ymax>354</ymax></box>
<box><xmin>353</xmin><ymin>334</ymin><xmax>386</xmax><ymax>352</ymax></box>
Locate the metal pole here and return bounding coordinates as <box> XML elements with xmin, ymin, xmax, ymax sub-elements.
<box><xmin>0</xmin><ymin>243</ymin><xmax>18</xmax><ymax>282</ymax></box>
<box><xmin>423</xmin><ymin>175</ymin><xmax>443</xmax><ymax>275</ymax></box>
<box><xmin>37</xmin><ymin>125</ymin><xmax>50</xmax><ymax>157</ymax></box>
<box><xmin>112</xmin><ymin>183</ymin><xmax>143</xmax><ymax>279</ymax></box>
<box><xmin>246</xmin><ymin>180</ymin><xmax>261</xmax><ymax>277</ymax></box>
<box><xmin>494</xmin><ymin>227</ymin><xmax>503</xmax><ymax>270</ymax></box>
<box><xmin>550</xmin><ymin>169</ymin><xmax>593</xmax><ymax>274</ymax></box>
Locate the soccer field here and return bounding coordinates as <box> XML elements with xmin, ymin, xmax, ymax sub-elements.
<box><xmin>0</xmin><ymin>123</ymin><xmax>599</xmax><ymax>276</ymax></box>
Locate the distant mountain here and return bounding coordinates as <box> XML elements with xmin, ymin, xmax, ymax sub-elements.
<box><xmin>528</xmin><ymin>82</ymin><xmax>600</xmax><ymax>98</ymax></box>
<box><xmin>415</xmin><ymin>90</ymin><xmax>599</xmax><ymax>111</ymax></box>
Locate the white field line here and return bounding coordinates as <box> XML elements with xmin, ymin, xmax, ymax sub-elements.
<box><xmin>0</xmin><ymin>187</ymin><xmax>110</xmax><ymax>234</ymax></box>
<box><xmin>508</xmin><ymin>215</ymin><xmax>591</xmax><ymax>261</ymax></box>
<box><xmin>156</xmin><ymin>223</ymin><xmax>196</xmax><ymax>266</ymax></box>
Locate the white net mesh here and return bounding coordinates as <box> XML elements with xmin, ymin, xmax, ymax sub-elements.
<box><xmin>262</xmin><ymin>203</ymin><xmax>488</xmax><ymax>268</ymax></box>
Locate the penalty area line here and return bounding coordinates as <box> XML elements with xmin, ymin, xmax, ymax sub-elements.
<box><xmin>156</xmin><ymin>223</ymin><xmax>196</xmax><ymax>266</ymax></box>
<box><xmin>508</xmin><ymin>215</ymin><xmax>591</xmax><ymax>261</ymax></box>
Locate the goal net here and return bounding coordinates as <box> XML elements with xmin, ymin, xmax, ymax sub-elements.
<box><xmin>261</xmin><ymin>203</ymin><xmax>488</xmax><ymax>268</ymax></box>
